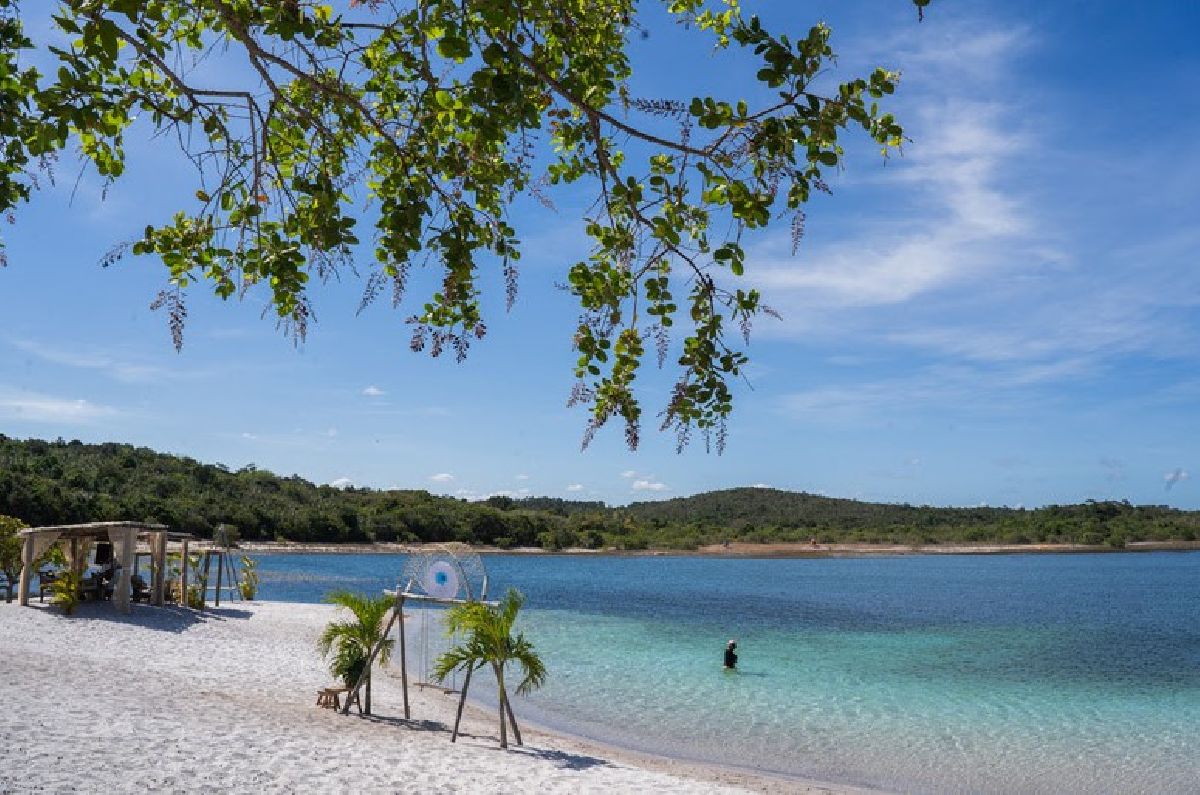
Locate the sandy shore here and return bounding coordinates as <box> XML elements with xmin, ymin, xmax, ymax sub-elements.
<box><xmin>0</xmin><ymin>600</ymin><xmax>861</xmax><ymax>794</ymax></box>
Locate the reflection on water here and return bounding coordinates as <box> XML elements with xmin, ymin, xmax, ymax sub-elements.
<box><xmin>255</xmin><ymin>551</ymin><xmax>1200</xmax><ymax>793</ymax></box>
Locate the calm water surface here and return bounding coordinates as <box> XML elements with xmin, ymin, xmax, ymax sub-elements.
<box><xmin>255</xmin><ymin>552</ymin><xmax>1200</xmax><ymax>793</ymax></box>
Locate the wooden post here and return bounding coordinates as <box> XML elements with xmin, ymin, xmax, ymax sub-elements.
<box><xmin>340</xmin><ymin>603</ymin><xmax>402</xmax><ymax>716</ymax></box>
<box><xmin>398</xmin><ymin>597</ymin><xmax>410</xmax><ymax>719</ymax></box>
<box><xmin>451</xmin><ymin>663</ymin><xmax>475</xmax><ymax>742</ymax></box>
<box><xmin>213</xmin><ymin>549</ymin><xmax>223</xmax><ymax>607</ymax></box>
<box><xmin>114</xmin><ymin>526</ymin><xmax>135</xmax><ymax>614</ymax></box>
<box><xmin>200</xmin><ymin>549</ymin><xmax>212</xmax><ymax>609</ymax></box>
<box><xmin>152</xmin><ymin>531</ymin><xmax>167</xmax><ymax>606</ymax></box>
<box><xmin>226</xmin><ymin>552</ymin><xmax>241</xmax><ymax>600</ymax></box>
<box><xmin>17</xmin><ymin>533</ymin><xmax>33</xmax><ymax>606</ymax></box>
<box><xmin>180</xmin><ymin>539</ymin><xmax>190</xmax><ymax>606</ymax></box>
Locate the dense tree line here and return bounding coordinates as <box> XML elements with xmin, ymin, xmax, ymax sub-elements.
<box><xmin>1</xmin><ymin>436</ymin><xmax>1196</xmax><ymax>550</ymax></box>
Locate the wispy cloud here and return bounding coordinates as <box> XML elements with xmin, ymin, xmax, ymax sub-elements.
<box><xmin>8</xmin><ymin>338</ymin><xmax>187</xmax><ymax>384</ymax></box>
<box><xmin>620</xmin><ymin>470</ymin><xmax>637</xmax><ymax>479</ymax></box>
<box><xmin>566</xmin><ymin>483</ymin><xmax>583</xmax><ymax>492</ymax></box>
<box><xmin>0</xmin><ymin>389</ymin><xmax>119</xmax><ymax>424</ymax></box>
<box><xmin>631</xmin><ymin>478</ymin><xmax>668</xmax><ymax>492</ymax></box>
<box><xmin>429</xmin><ymin>472</ymin><xmax>455</xmax><ymax>484</ymax></box>
<box><xmin>362</xmin><ymin>385</ymin><xmax>386</xmax><ymax>397</ymax></box>
<box><xmin>329</xmin><ymin>477</ymin><xmax>353</xmax><ymax>489</ymax></box>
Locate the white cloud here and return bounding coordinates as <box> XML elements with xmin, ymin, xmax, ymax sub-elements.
<box><xmin>362</xmin><ymin>385</ymin><xmax>386</xmax><ymax>397</ymax></box>
<box><xmin>752</xmin><ymin>97</ymin><xmax>1030</xmax><ymax>316</ymax></box>
<box><xmin>632</xmin><ymin>479</ymin><xmax>668</xmax><ymax>492</ymax></box>
<box><xmin>620</xmin><ymin>470</ymin><xmax>637</xmax><ymax>479</ymax></box>
<box><xmin>750</xmin><ymin>483</ymin><xmax>772</xmax><ymax>489</ymax></box>
<box><xmin>329</xmin><ymin>477</ymin><xmax>353</xmax><ymax>489</ymax></box>
<box><xmin>750</xmin><ymin>21</ymin><xmax>1200</xmax><ymax>413</ymax></box>
<box><xmin>0</xmin><ymin>389</ymin><xmax>118</xmax><ymax>424</ymax></box>
<box><xmin>566</xmin><ymin>483</ymin><xmax>584</xmax><ymax>492</ymax></box>
<box><xmin>429</xmin><ymin>473</ymin><xmax>455</xmax><ymax>483</ymax></box>
<box><xmin>241</xmin><ymin>432</ymin><xmax>257</xmax><ymax>440</ymax></box>
<box><xmin>515</xmin><ymin>473</ymin><xmax>530</xmax><ymax>481</ymax></box>
<box><xmin>326</xmin><ymin>427</ymin><xmax>338</xmax><ymax>438</ymax></box>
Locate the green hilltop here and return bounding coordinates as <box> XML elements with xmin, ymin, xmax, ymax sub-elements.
<box><xmin>2</xmin><ymin>436</ymin><xmax>1197</xmax><ymax>550</ymax></box>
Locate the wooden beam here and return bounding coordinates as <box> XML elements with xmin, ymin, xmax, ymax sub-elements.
<box><xmin>17</xmin><ymin>533</ymin><xmax>33</xmax><ymax>606</ymax></box>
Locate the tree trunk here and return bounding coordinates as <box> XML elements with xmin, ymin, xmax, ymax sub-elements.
<box><xmin>365</xmin><ymin>668</ymin><xmax>372</xmax><ymax>715</ymax></box>
<box><xmin>494</xmin><ymin>662</ymin><xmax>508</xmax><ymax>749</ymax></box>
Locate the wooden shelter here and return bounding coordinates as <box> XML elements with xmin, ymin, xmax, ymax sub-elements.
<box><xmin>16</xmin><ymin>522</ymin><xmax>194</xmax><ymax>614</ymax></box>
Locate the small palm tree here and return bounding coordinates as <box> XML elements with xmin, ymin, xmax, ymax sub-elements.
<box><xmin>433</xmin><ymin>588</ymin><xmax>546</xmax><ymax>748</ymax></box>
<box><xmin>318</xmin><ymin>590</ymin><xmax>395</xmax><ymax>715</ymax></box>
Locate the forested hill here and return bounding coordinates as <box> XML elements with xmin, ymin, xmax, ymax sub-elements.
<box><xmin>2</xmin><ymin>435</ymin><xmax>1198</xmax><ymax>549</ymax></box>
<box><xmin>620</xmin><ymin>487</ymin><xmax>1015</xmax><ymax>528</ymax></box>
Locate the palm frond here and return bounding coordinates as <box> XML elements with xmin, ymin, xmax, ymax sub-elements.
<box><xmin>318</xmin><ymin>590</ymin><xmax>396</xmax><ymax>677</ymax></box>
<box><xmin>511</xmin><ymin>634</ymin><xmax>548</xmax><ymax>695</ymax></box>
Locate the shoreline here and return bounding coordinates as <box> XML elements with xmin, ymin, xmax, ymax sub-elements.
<box><xmin>398</xmin><ymin>607</ymin><xmax>880</xmax><ymax>795</ymax></box>
<box><xmin>0</xmin><ymin>599</ymin><xmax>862</xmax><ymax>794</ymax></box>
<box><xmin>237</xmin><ymin>539</ymin><xmax>1200</xmax><ymax>557</ymax></box>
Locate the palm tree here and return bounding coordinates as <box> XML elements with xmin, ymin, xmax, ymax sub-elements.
<box><xmin>318</xmin><ymin>590</ymin><xmax>395</xmax><ymax>715</ymax></box>
<box><xmin>433</xmin><ymin>588</ymin><xmax>546</xmax><ymax>749</ymax></box>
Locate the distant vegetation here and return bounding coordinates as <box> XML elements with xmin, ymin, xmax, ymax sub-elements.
<box><xmin>1</xmin><ymin>436</ymin><xmax>1197</xmax><ymax>550</ymax></box>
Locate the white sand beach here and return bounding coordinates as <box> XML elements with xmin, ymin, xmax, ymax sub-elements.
<box><xmin>0</xmin><ymin>600</ymin><xmax>856</xmax><ymax>794</ymax></box>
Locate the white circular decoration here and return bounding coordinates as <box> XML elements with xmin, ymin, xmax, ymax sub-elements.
<box><xmin>422</xmin><ymin>560</ymin><xmax>461</xmax><ymax>599</ymax></box>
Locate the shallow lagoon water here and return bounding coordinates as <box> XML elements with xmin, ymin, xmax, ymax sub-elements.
<box><xmin>256</xmin><ymin>552</ymin><xmax>1200</xmax><ymax>793</ymax></box>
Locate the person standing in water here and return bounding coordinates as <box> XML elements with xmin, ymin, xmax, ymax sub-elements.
<box><xmin>724</xmin><ymin>639</ymin><xmax>738</xmax><ymax>669</ymax></box>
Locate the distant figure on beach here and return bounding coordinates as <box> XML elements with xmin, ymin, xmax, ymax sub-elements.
<box><xmin>724</xmin><ymin>639</ymin><xmax>738</xmax><ymax>669</ymax></box>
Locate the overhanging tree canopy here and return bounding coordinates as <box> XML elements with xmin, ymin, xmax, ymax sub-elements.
<box><xmin>0</xmin><ymin>0</ymin><xmax>930</xmax><ymax>449</ymax></box>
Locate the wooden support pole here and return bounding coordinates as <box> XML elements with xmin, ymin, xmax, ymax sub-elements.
<box><xmin>200</xmin><ymin>550</ymin><xmax>212</xmax><ymax>609</ymax></box>
<box><xmin>225</xmin><ymin>553</ymin><xmax>240</xmax><ymax>600</ymax></box>
<box><xmin>114</xmin><ymin>527</ymin><xmax>135</xmax><ymax>614</ymax></box>
<box><xmin>180</xmin><ymin>539</ymin><xmax>190</xmax><ymax>606</ymax></box>
<box><xmin>451</xmin><ymin>664</ymin><xmax>475</xmax><ymax>742</ymax></box>
<box><xmin>398</xmin><ymin>596</ymin><xmax>410</xmax><ymax>719</ymax></box>
<box><xmin>152</xmin><ymin>531</ymin><xmax>167</xmax><ymax>606</ymax></box>
<box><xmin>213</xmin><ymin>549</ymin><xmax>223</xmax><ymax>607</ymax></box>
<box><xmin>17</xmin><ymin>534</ymin><xmax>33</xmax><ymax>606</ymax></box>
<box><xmin>341</xmin><ymin>603</ymin><xmax>402</xmax><ymax>716</ymax></box>
<box><xmin>504</xmin><ymin>688</ymin><xmax>523</xmax><ymax>746</ymax></box>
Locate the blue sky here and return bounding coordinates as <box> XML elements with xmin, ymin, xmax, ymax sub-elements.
<box><xmin>2</xmin><ymin>1</ymin><xmax>1198</xmax><ymax>508</ymax></box>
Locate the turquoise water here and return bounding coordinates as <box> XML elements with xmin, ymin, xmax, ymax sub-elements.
<box><xmin>256</xmin><ymin>552</ymin><xmax>1200</xmax><ymax>793</ymax></box>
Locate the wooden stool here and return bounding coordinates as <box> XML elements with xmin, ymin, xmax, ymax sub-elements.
<box><xmin>316</xmin><ymin>687</ymin><xmax>362</xmax><ymax>713</ymax></box>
